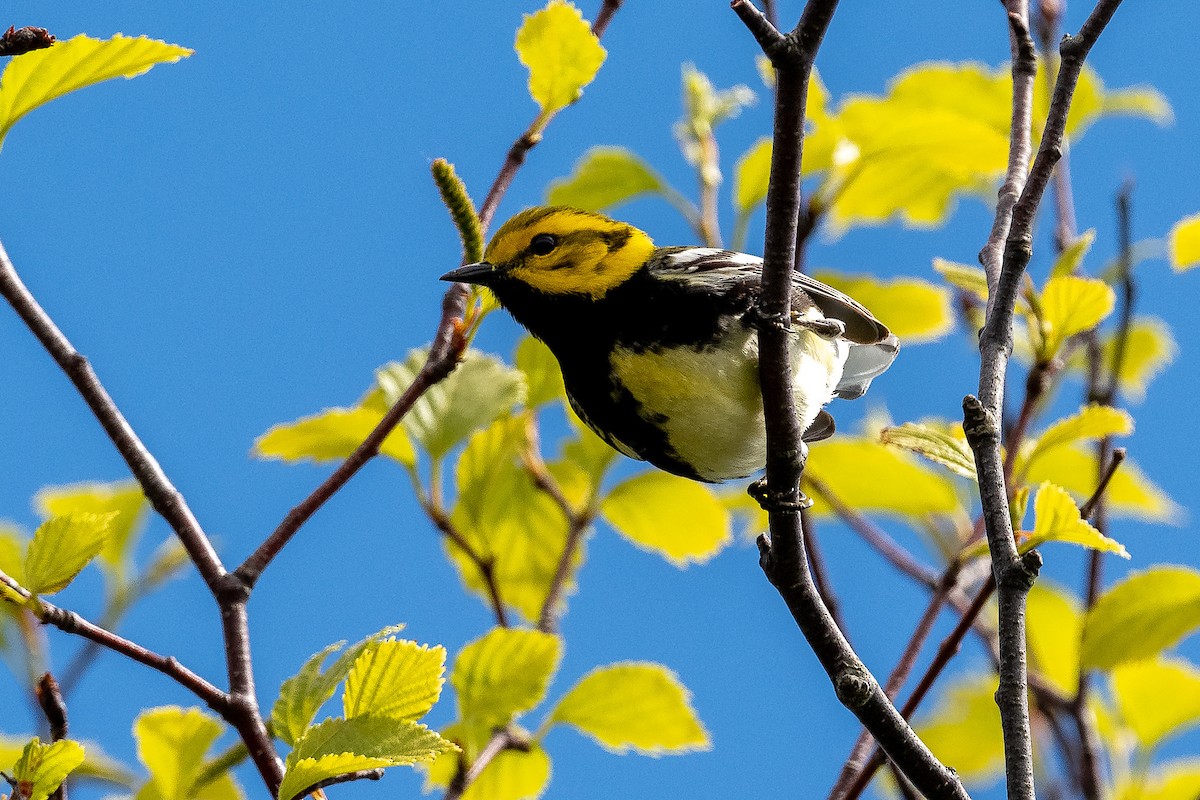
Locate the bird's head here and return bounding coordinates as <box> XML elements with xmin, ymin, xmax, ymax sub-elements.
<box><xmin>441</xmin><ymin>206</ymin><xmax>656</xmax><ymax>300</ymax></box>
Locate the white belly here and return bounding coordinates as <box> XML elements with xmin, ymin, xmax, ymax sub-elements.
<box><xmin>608</xmin><ymin>326</ymin><xmax>847</xmax><ymax>481</ymax></box>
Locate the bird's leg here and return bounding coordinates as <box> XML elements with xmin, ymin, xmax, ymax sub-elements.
<box><xmin>791</xmin><ymin>314</ymin><xmax>845</xmax><ymax>339</ymax></box>
<box><xmin>747</xmin><ymin>442</ymin><xmax>813</xmax><ymax>512</ymax></box>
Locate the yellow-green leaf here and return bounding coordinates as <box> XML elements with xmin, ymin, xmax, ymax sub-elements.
<box><xmin>253</xmin><ymin>406</ymin><xmax>415</xmax><ymax>467</ymax></box>
<box><xmin>1050</xmin><ymin>229</ymin><xmax>1097</xmax><ymax>278</ymax></box>
<box><xmin>0</xmin><ymin>524</ymin><xmax>27</xmax><ymax>586</ymax></box>
<box><xmin>1104</xmin><ymin>317</ymin><xmax>1177</xmax><ymax>402</ymax></box>
<box><xmin>1082</xmin><ymin>567</ymin><xmax>1200</xmax><ymax>671</ymax></box>
<box><xmin>1023</xmin><ymin>482</ymin><xmax>1129</xmax><ymax>558</ymax></box>
<box><xmin>1026</xmin><ymin>582</ymin><xmax>1082</xmax><ymax>696</ymax></box>
<box><xmin>1112</xmin><ymin>657</ymin><xmax>1200</xmax><ymax>750</ymax></box>
<box><xmin>0</xmin><ymin>34</ymin><xmax>192</xmax><ymax>150</ymax></box>
<box><xmin>1169</xmin><ymin>213</ymin><xmax>1200</xmax><ymax>272</ymax></box>
<box><xmin>271</xmin><ymin>624</ymin><xmax>407</xmax><ymax>747</ymax></box>
<box><xmin>514</xmin><ymin>336</ymin><xmax>565</xmax><ymax>408</ymax></box>
<box><xmin>515</xmin><ymin>0</ymin><xmax>606</xmax><ymax>115</ymax></box>
<box><xmin>915</xmin><ymin>674</ymin><xmax>1004</xmax><ymax>785</ymax></box>
<box><xmin>280</xmin><ymin>716</ymin><xmax>456</xmax><ymax>800</ymax></box>
<box><xmin>933</xmin><ymin>258</ymin><xmax>989</xmax><ymax>301</ymax></box>
<box><xmin>377</xmin><ymin>349</ymin><xmax>526</xmax><ymax>461</ymax></box>
<box><xmin>815</xmin><ymin>272</ymin><xmax>953</xmax><ymax>343</ymax></box>
<box><xmin>546</xmin><ymin>146</ymin><xmax>663</xmax><ymax>212</ymax></box>
<box><xmin>550</xmin><ymin>663</ymin><xmax>710</xmax><ymax>754</ymax></box>
<box><xmin>134</xmin><ymin>707</ymin><xmax>222</xmax><ymax>800</ymax></box>
<box><xmin>1034</xmin><ymin>62</ymin><xmax>1172</xmax><ymax>142</ymax></box>
<box><xmin>1020</xmin><ymin>404</ymin><xmax>1133</xmax><ymax>477</ymax></box>
<box><xmin>452</xmin><ymin>628</ymin><xmax>561</xmax><ymax>729</ymax></box>
<box><xmin>733</xmin><ymin>137</ymin><xmax>772</xmax><ymax>215</ymax></box>
<box><xmin>424</xmin><ymin>738</ymin><xmax>550</xmax><ymax>800</ymax></box>
<box><xmin>24</xmin><ymin>512</ymin><xmax>114</xmax><ymax>595</ymax></box>
<box><xmin>11</xmin><ymin>738</ymin><xmax>86</xmax><ymax>800</ymax></box>
<box><xmin>1024</xmin><ymin>444</ymin><xmax>1180</xmax><ymax>523</ymax></box>
<box><xmin>805</xmin><ymin>437</ymin><xmax>962</xmax><ymax>518</ymax></box>
<box><xmin>343</xmin><ymin>640</ymin><xmax>446</xmax><ymax>721</ymax></box>
<box><xmin>35</xmin><ymin>481</ymin><xmax>147</xmax><ymax>575</ymax></box>
<box><xmin>600</xmin><ymin>472</ymin><xmax>730</xmax><ymax>566</ymax></box>
<box><xmin>1037</xmin><ymin>275</ymin><xmax>1115</xmax><ymax>359</ymax></box>
<box><xmin>880</xmin><ymin>423</ymin><xmax>976</xmax><ymax>479</ymax></box>
<box><xmin>1114</xmin><ymin>760</ymin><xmax>1200</xmax><ymax>800</ymax></box>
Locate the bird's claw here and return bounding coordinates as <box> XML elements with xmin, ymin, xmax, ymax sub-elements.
<box><xmin>747</xmin><ymin>478</ymin><xmax>814</xmax><ymax>512</ymax></box>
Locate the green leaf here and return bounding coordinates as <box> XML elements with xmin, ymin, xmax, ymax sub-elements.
<box><xmin>134</xmin><ymin>707</ymin><xmax>222</xmax><ymax>800</ymax></box>
<box><xmin>546</xmin><ymin>147</ymin><xmax>663</xmax><ymax>212</ymax></box>
<box><xmin>1112</xmin><ymin>657</ymin><xmax>1200</xmax><ymax>750</ymax></box>
<box><xmin>24</xmin><ymin>512</ymin><xmax>114</xmax><ymax>595</ymax></box>
<box><xmin>1026</xmin><ymin>582</ymin><xmax>1082</xmax><ymax>696</ymax></box>
<box><xmin>452</xmin><ymin>628</ymin><xmax>561</xmax><ymax>730</ymax></box>
<box><xmin>1024</xmin><ymin>444</ymin><xmax>1180</xmax><ymax>523</ymax></box>
<box><xmin>733</xmin><ymin>137</ymin><xmax>772</xmax><ymax>215</ymax></box>
<box><xmin>11</xmin><ymin>738</ymin><xmax>86</xmax><ymax>800</ymax></box>
<box><xmin>600</xmin><ymin>472</ymin><xmax>730</xmax><ymax>566</ymax></box>
<box><xmin>280</xmin><ymin>716</ymin><xmax>456</xmax><ymax>800</ymax></box>
<box><xmin>253</xmin><ymin>406</ymin><xmax>415</xmax><ymax>467</ymax></box>
<box><xmin>1169</xmin><ymin>213</ymin><xmax>1200</xmax><ymax>272</ymax></box>
<box><xmin>1034</xmin><ymin>62</ymin><xmax>1173</xmax><ymax>142</ymax></box>
<box><xmin>1082</xmin><ymin>567</ymin><xmax>1200</xmax><ymax>670</ymax></box>
<box><xmin>0</xmin><ymin>34</ymin><xmax>193</xmax><ymax>151</ymax></box>
<box><xmin>1</xmin><ymin>736</ymin><xmax>134</xmax><ymax>788</ymax></box>
<box><xmin>423</xmin><ymin>735</ymin><xmax>550</xmax><ymax>800</ymax></box>
<box><xmin>814</xmin><ymin>272</ymin><xmax>953</xmax><ymax>343</ymax></box>
<box><xmin>805</xmin><ymin>437</ymin><xmax>962</xmax><ymax>518</ymax></box>
<box><xmin>0</xmin><ymin>524</ymin><xmax>27</xmax><ymax>586</ymax></box>
<box><xmin>1114</xmin><ymin>760</ymin><xmax>1200</xmax><ymax>800</ymax></box>
<box><xmin>514</xmin><ymin>0</ymin><xmax>606</xmax><ymax>115</ymax></box>
<box><xmin>514</xmin><ymin>337</ymin><xmax>565</xmax><ymax>408</ymax></box>
<box><xmin>271</xmin><ymin>624</ymin><xmax>407</xmax><ymax>747</ymax></box>
<box><xmin>550</xmin><ymin>663</ymin><xmax>710</xmax><ymax>754</ymax></box>
<box><xmin>915</xmin><ymin>674</ymin><xmax>1004</xmax><ymax>785</ymax></box>
<box><xmin>1037</xmin><ymin>275</ymin><xmax>1115</xmax><ymax>359</ymax></box>
<box><xmin>377</xmin><ymin>349</ymin><xmax>526</xmax><ymax>461</ymax></box>
<box><xmin>1050</xmin><ymin>229</ymin><xmax>1097</xmax><ymax>278</ymax></box>
<box><xmin>343</xmin><ymin>640</ymin><xmax>446</xmax><ymax>721</ymax></box>
<box><xmin>560</xmin><ymin>407</ymin><xmax>618</xmax><ymax>488</ymax></box>
<box><xmin>1102</xmin><ymin>317</ymin><xmax>1177</xmax><ymax>402</ymax></box>
<box><xmin>35</xmin><ymin>481</ymin><xmax>147</xmax><ymax>576</ymax></box>
<box><xmin>933</xmin><ymin>258</ymin><xmax>989</xmax><ymax>301</ymax></box>
<box><xmin>1023</xmin><ymin>482</ymin><xmax>1129</xmax><ymax>558</ymax></box>
<box><xmin>880</xmin><ymin>422</ymin><xmax>977</xmax><ymax>479</ymax></box>
<box><xmin>1020</xmin><ymin>404</ymin><xmax>1133</xmax><ymax>477</ymax></box>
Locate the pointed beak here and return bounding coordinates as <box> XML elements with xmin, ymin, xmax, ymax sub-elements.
<box><xmin>440</xmin><ymin>261</ymin><xmax>503</xmax><ymax>285</ymax></box>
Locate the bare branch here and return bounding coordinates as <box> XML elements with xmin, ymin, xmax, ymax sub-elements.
<box><xmin>0</xmin><ymin>25</ymin><xmax>55</xmax><ymax>56</ymax></box>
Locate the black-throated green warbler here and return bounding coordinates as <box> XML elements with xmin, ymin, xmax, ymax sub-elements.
<box><xmin>441</xmin><ymin>206</ymin><xmax>899</xmax><ymax>483</ymax></box>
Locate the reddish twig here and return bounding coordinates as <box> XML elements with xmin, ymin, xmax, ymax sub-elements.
<box><xmin>0</xmin><ymin>25</ymin><xmax>54</xmax><ymax>56</ymax></box>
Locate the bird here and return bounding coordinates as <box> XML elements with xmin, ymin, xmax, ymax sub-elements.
<box><xmin>441</xmin><ymin>206</ymin><xmax>898</xmax><ymax>483</ymax></box>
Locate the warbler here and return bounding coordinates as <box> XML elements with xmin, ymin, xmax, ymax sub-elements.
<box><xmin>441</xmin><ymin>206</ymin><xmax>898</xmax><ymax>483</ymax></box>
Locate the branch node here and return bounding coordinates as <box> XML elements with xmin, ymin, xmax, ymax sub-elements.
<box><xmin>961</xmin><ymin>395</ymin><xmax>1000</xmax><ymax>444</ymax></box>
<box><xmin>834</xmin><ymin>664</ymin><xmax>875</xmax><ymax>708</ymax></box>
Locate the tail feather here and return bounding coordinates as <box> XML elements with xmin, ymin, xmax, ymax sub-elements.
<box><xmin>834</xmin><ymin>334</ymin><xmax>900</xmax><ymax>400</ymax></box>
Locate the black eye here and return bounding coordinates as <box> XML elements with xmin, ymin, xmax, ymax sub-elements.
<box><xmin>529</xmin><ymin>233</ymin><xmax>558</xmax><ymax>256</ymax></box>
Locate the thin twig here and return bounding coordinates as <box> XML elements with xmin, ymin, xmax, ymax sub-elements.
<box><xmin>444</xmin><ymin>729</ymin><xmax>520</xmax><ymax>800</ymax></box>
<box><xmin>34</xmin><ymin>673</ymin><xmax>68</xmax><ymax>800</ymax></box>
<box><xmin>421</xmin><ymin>494</ymin><xmax>510</xmax><ymax>628</ymax></box>
<box><xmin>801</xmin><ymin>508</ymin><xmax>849</xmax><ymax>640</ymax></box>
<box><xmin>734</xmin><ymin>1</ymin><xmax>968</xmax><ymax>796</ymax></box>
<box><xmin>294</xmin><ymin>769</ymin><xmax>384</xmax><ymax>799</ymax></box>
<box><xmin>0</xmin><ymin>25</ymin><xmax>55</xmax><ymax>56</ymax></box>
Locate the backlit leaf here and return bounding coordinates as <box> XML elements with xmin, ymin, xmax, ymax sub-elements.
<box><xmin>1050</xmin><ymin>229</ymin><xmax>1097</xmax><ymax>278</ymax></box>
<box><xmin>1026</xmin><ymin>582</ymin><xmax>1082</xmax><ymax>696</ymax></box>
<box><xmin>0</xmin><ymin>524</ymin><xmax>27</xmax><ymax>586</ymax></box>
<box><xmin>1104</xmin><ymin>317</ymin><xmax>1177</xmax><ymax>402</ymax></box>
<box><xmin>378</xmin><ymin>349</ymin><xmax>525</xmax><ymax>461</ymax></box>
<box><xmin>1112</xmin><ymin>657</ymin><xmax>1200</xmax><ymax>750</ymax></box>
<box><xmin>915</xmin><ymin>674</ymin><xmax>1004</xmax><ymax>785</ymax></box>
<box><xmin>1020</xmin><ymin>404</ymin><xmax>1133</xmax><ymax>477</ymax></box>
<box><xmin>1024</xmin><ymin>444</ymin><xmax>1180</xmax><ymax>523</ymax></box>
<box><xmin>515</xmin><ymin>0</ymin><xmax>606</xmax><ymax>115</ymax></box>
<box><xmin>423</xmin><ymin>738</ymin><xmax>550</xmax><ymax>800</ymax></box>
<box><xmin>1037</xmin><ymin>275</ymin><xmax>1115</xmax><ymax>359</ymax></box>
<box><xmin>805</xmin><ymin>437</ymin><xmax>961</xmax><ymax>517</ymax></box>
<box><xmin>815</xmin><ymin>272</ymin><xmax>953</xmax><ymax>343</ymax></box>
<box><xmin>1082</xmin><ymin>567</ymin><xmax>1200</xmax><ymax>670</ymax></box>
<box><xmin>1023</xmin><ymin>482</ymin><xmax>1128</xmax><ymax>558</ymax></box>
<box><xmin>271</xmin><ymin>624</ymin><xmax>407</xmax><ymax>747</ymax></box>
<box><xmin>546</xmin><ymin>147</ymin><xmax>663</xmax><ymax>212</ymax></box>
<box><xmin>0</xmin><ymin>35</ymin><xmax>192</xmax><ymax>151</ymax></box>
<box><xmin>452</xmin><ymin>628</ymin><xmax>561</xmax><ymax>729</ymax></box>
<box><xmin>1114</xmin><ymin>760</ymin><xmax>1200</xmax><ymax>800</ymax></box>
<box><xmin>550</xmin><ymin>663</ymin><xmax>710</xmax><ymax>754</ymax></box>
<box><xmin>1034</xmin><ymin>62</ymin><xmax>1172</xmax><ymax>142</ymax></box>
<box><xmin>253</xmin><ymin>406</ymin><xmax>415</xmax><ymax>467</ymax></box>
<box><xmin>11</xmin><ymin>738</ymin><xmax>86</xmax><ymax>800</ymax></box>
<box><xmin>880</xmin><ymin>423</ymin><xmax>976</xmax><ymax>479</ymax></box>
<box><xmin>733</xmin><ymin>137</ymin><xmax>772</xmax><ymax>214</ymax></box>
<box><xmin>280</xmin><ymin>716</ymin><xmax>455</xmax><ymax>800</ymax></box>
<box><xmin>1169</xmin><ymin>213</ymin><xmax>1200</xmax><ymax>273</ymax></box>
<box><xmin>343</xmin><ymin>640</ymin><xmax>446</xmax><ymax>721</ymax></box>
<box><xmin>933</xmin><ymin>258</ymin><xmax>989</xmax><ymax>301</ymax></box>
<box><xmin>24</xmin><ymin>512</ymin><xmax>114</xmax><ymax>595</ymax></box>
<box><xmin>35</xmin><ymin>481</ymin><xmax>147</xmax><ymax>575</ymax></box>
<box><xmin>134</xmin><ymin>707</ymin><xmax>222</xmax><ymax>800</ymax></box>
<box><xmin>514</xmin><ymin>336</ymin><xmax>565</xmax><ymax>408</ymax></box>
<box><xmin>600</xmin><ymin>472</ymin><xmax>730</xmax><ymax>565</ymax></box>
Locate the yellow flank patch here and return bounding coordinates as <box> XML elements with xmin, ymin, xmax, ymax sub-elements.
<box><xmin>484</xmin><ymin>207</ymin><xmax>656</xmax><ymax>299</ymax></box>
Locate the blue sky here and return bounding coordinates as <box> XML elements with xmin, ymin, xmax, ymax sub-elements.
<box><xmin>1</xmin><ymin>3</ymin><xmax>1199</xmax><ymax>799</ymax></box>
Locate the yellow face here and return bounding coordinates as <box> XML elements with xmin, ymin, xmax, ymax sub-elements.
<box><xmin>483</xmin><ymin>207</ymin><xmax>656</xmax><ymax>300</ymax></box>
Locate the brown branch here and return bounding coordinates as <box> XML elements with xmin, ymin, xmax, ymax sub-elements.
<box><xmin>0</xmin><ymin>25</ymin><xmax>54</xmax><ymax>56</ymax></box>
<box><xmin>420</xmin><ymin>494</ymin><xmax>511</xmax><ymax>629</ymax></box>
<box><xmin>801</xmin><ymin>508</ymin><xmax>849</xmax><ymax>640</ymax></box>
<box><xmin>444</xmin><ymin>729</ymin><xmax>522</xmax><ymax>800</ymax></box>
<box><xmin>734</xmin><ymin>1</ymin><xmax>968</xmax><ymax>796</ymax></box>
<box><xmin>35</xmin><ymin>673</ymin><xmax>68</xmax><ymax>800</ymax></box>
<box><xmin>293</xmin><ymin>768</ymin><xmax>384</xmax><ymax>799</ymax></box>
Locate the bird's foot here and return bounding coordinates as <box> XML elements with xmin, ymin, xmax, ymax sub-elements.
<box><xmin>747</xmin><ymin>478</ymin><xmax>813</xmax><ymax>512</ymax></box>
<box><xmin>792</xmin><ymin>314</ymin><xmax>846</xmax><ymax>339</ymax></box>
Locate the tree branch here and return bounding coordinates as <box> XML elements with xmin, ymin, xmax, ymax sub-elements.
<box><xmin>35</xmin><ymin>673</ymin><xmax>69</xmax><ymax>800</ymax></box>
<box><xmin>0</xmin><ymin>25</ymin><xmax>54</xmax><ymax>56</ymax></box>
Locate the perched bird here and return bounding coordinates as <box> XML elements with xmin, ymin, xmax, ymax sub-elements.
<box><xmin>441</xmin><ymin>206</ymin><xmax>898</xmax><ymax>483</ymax></box>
